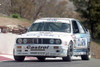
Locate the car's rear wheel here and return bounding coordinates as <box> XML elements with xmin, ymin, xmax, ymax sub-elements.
<box><xmin>63</xmin><ymin>42</ymin><xmax>73</xmax><ymax>62</ymax></box>
<box><xmin>14</xmin><ymin>55</ymin><xmax>25</xmax><ymax>62</ymax></box>
<box><xmin>81</xmin><ymin>49</ymin><xmax>91</xmax><ymax>60</ymax></box>
<box><xmin>81</xmin><ymin>55</ymin><xmax>90</xmax><ymax>60</ymax></box>
<box><xmin>81</xmin><ymin>42</ymin><xmax>91</xmax><ymax>60</ymax></box>
<box><xmin>37</xmin><ymin>57</ymin><xmax>45</xmax><ymax>62</ymax></box>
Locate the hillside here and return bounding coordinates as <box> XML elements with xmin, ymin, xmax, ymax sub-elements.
<box><xmin>0</xmin><ymin>16</ymin><xmax>31</xmax><ymax>27</ymax></box>
<box><xmin>91</xmin><ymin>41</ymin><xmax>100</xmax><ymax>59</ymax></box>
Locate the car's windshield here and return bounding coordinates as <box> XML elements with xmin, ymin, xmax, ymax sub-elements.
<box><xmin>28</xmin><ymin>22</ymin><xmax>71</xmax><ymax>33</ymax></box>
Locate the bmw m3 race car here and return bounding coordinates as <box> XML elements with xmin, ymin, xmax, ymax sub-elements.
<box><xmin>13</xmin><ymin>18</ymin><xmax>91</xmax><ymax>62</ymax></box>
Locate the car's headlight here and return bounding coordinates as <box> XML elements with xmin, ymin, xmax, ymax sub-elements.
<box><xmin>17</xmin><ymin>38</ymin><xmax>22</xmax><ymax>44</ymax></box>
<box><xmin>23</xmin><ymin>39</ymin><xmax>27</xmax><ymax>44</ymax></box>
<box><xmin>56</xmin><ymin>39</ymin><xmax>61</xmax><ymax>44</ymax></box>
<box><xmin>49</xmin><ymin>39</ymin><xmax>54</xmax><ymax>44</ymax></box>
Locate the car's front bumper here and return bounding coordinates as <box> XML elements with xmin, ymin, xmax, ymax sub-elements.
<box><xmin>14</xmin><ymin>45</ymin><xmax>68</xmax><ymax>57</ymax></box>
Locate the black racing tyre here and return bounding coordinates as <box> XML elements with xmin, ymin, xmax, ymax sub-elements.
<box><xmin>81</xmin><ymin>49</ymin><xmax>91</xmax><ymax>60</ymax></box>
<box><xmin>63</xmin><ymin>55</ymin><xmax>71</xmax><ymax>62</ymax></box>
<box><xmin>14</xmin><ymin>55</ymin><xmax>25</xmax><ymax>62</ymax></box>
<box><xmin>81</xmin><ymin>55</ymin><xmax>90</xmax><ymax>60</ymax></box>
<box><xmin>37</xmin><ymin>57</ymin><xmax>45</xmax><ymax>62</ymax></box>
<box><xmin>81</xmin><ymin>42</ymin><xmax>91</xmax><ymax>60</ymax></box>
<box><xmin>63</xmin><ymin>42</ymin><xmax>73</xmax><ymax>62</ymax></box>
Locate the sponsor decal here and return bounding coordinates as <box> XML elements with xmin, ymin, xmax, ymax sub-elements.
<box><xmin>27</xmin><ymin>33</ymin><xmax>54</xmax><ymax>37</ymax></box>
<box><xmin>47</xmin><ymin>19</ymin><xmax>57</xmax><ymax>22</ymax></box>
<box><xmin>77</xmin><ymin>38</ymin><xmax>87</xmax><ymax>47</ymax></box>
<box><xmin>25</xmin><ymin>46</ymin><xmax>49</xmax><ymax>51</ymax></box>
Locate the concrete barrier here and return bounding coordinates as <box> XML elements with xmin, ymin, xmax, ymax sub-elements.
<box><xmin>0</xmin><ymin>33</ymin><xmax>18</xmax><ymax>54</ymax></box>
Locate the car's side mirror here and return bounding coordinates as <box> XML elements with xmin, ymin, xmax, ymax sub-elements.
<box><xmin>86</xmin><ymin>29</ymin><xmax>90</xmax><ymax>34</ymax></box>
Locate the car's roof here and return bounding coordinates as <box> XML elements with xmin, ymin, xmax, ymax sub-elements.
<box><xmin>34</xmin><ymin>18</ymin><xmax>78</xmax><ymax>23</ymax></box>
<box><xmin>37</xmin><ymin>18</ymin><xmax>76</xmax><ymax>20</ymax></box>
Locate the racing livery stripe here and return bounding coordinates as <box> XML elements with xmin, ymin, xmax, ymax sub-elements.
<box><xmin>0</xmin><ymin>56</ymin><xmax>13</xmax><ymax>61</ymax></box>
<box><xmin>0</xmin><ymin>54</ymin><xmax>37</xmax><ymax>62</ymax></box>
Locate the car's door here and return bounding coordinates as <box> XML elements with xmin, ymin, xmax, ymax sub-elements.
<box><xmin>72</xmin><ymin>20</ymin><xmax>88</xmax><ymax>49</ymax></box>
<box><xmin>77</xmin><ymin>21</ymin><xmax>89</xmax><ymax>48</ymax></box>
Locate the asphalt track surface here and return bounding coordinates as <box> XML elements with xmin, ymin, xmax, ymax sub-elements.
<box><xmin>0</xmin><ymin>57</ymin><xmax>100</xmax><ymax>67</ymax></box>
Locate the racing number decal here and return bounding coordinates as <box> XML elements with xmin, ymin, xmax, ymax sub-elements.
<box><xmin>76</xmin><ymin>38</ymin><xmax>87</xmax><ymax>47</ymax></box>
<box><xmin>81</xmin><ymin>39</ymin><xmax>86</xmax><ymax>46</ymax></box>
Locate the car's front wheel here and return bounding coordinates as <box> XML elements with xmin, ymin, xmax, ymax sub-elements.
<box><xmin>14</xmin><ymin>55</ymin><xmax>25</xmax><ymax>62</ymax></box>
<box><xmin>63</xmin><ymin>42</ymin><xmax>73</xmax><ymax>62</ymax></box>
<box><xmin>81</xmin><ymin>48</ymin><xmax>91</xmax><ymax>60</ymax></box>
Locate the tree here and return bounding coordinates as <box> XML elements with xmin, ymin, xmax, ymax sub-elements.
<box><xmin>33</xmin><ymin>0</ymin><xmax>47</xmax><ymax>19</ymax></box>
<box><xmin>90</xmin><ymin>0</ymin><xmax>100</xmax><ymax>38</ymax></box>
<box><xmin>70</xmin><ymin>0</ymin><xmax>100</xmax><ymax>39</ymax></box>
<box><xmin>39</xmin><ymin>0</ymin><xmax>80</xmax><ymax>19</ymax></box>
<box><xmin>9</xmin><ymin>0</ymin><xmax>80</xmax><ymax>21</ymax></box>
<box><xmin>10</xmin><ymin>0</ymin><xmax>35</xmax><ymax>19</ymax></box>
<box><xmin>0</xmin><ymin>0</ymin><xmax>11</xmax><ymax>15</ymax></box>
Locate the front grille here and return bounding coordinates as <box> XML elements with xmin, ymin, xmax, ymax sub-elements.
<box><xmin>16</xmin><ymin>38</ymin><xmax>62</xmax><ymax>44</ymax></box>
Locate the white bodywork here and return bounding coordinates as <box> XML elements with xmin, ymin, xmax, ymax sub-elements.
<box><xmin>14</xmin><ymin>18</ymin><xmax>91</xmax><ymax>58</ymax></box>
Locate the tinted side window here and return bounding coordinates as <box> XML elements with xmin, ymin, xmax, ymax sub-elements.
<box><xmin>72</xmin><ymin>20</ymin><xmax>79</xmax><ymax>33</ymax></box>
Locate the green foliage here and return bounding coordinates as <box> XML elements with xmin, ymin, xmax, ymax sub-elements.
<box><xmin>90</xmin><ymin>0</ymin><xmax>100</xmax><ymax>38</ymax></box>
<box><xmin>70</xmin><ymin>0</ymin><xmax>100</xmax><ymax>39</ymax></box>
<box><xmin>12</xmin><ymin>13</ymin><xmax>20</xmax><ymax>18</ymax></box>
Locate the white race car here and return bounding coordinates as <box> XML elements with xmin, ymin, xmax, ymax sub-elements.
<box><xmin>13</xmin><ymin>18</ymin><xmax>91</xmax><ymax>62</ymax></box>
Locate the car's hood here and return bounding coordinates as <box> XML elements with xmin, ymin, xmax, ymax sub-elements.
<box><xmin>17</xmin><ymin>31</ymin><xmax>71</xmax><ymax>38</ymax></box>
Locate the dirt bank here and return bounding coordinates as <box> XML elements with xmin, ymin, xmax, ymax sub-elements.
<box><xmin>91</xmin><ymin>41</ymin><xmax>100</xmax><ymax>59</ymax></box>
